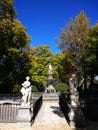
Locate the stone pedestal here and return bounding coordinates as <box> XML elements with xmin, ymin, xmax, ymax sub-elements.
<box><xmin>68</xmin><ymin>106</ymin><xmax>85</xmax><ymax>129</ymax></box>
<box><xmin>16</xmin><ymin>104</ymin><xmax>33</xmax><ymax>127</ymax></box>
<box><xmin>68</xmin><ymin>91</ymin><xmax>85</xmax><ymax>129</ymax></box>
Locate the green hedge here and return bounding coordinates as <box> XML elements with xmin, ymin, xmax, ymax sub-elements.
<box><xmin>32</xmin><ymin>85</ymin><xmax>39</xmax><ymax>92</ymax></box>
<box><xmin>56</xmin><ymin>82</ymin><xmax>69</xmax><ymax>92</ymax></box>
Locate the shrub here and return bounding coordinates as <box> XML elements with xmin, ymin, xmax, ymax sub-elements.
<box><xmin>56</xmin><ymin>82</ymin><xmax>69</xmax><ymax>92</ymax></box>
<box><xmin>32</xmin><ymin>85</ymin><xmax>38</xmax><ymax>92</ymax></box>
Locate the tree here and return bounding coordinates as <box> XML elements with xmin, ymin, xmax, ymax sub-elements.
<box><xmin>55</xmin><ymin>52</ymin><xmax>73</xmax><ymax>83</ymax></box>
<box><xmin>0</xmin><ymin>0</ymin><xmax>31</xmax><ymax>93</ymax></box>
<box><xmin>28</xmin><ymin>45</ymin><xmax>64</xmax><ymax>91</ymax></box>
<box><xmin>57</xmin><ymin>11</ymin><xmax>89</xmax><ymax>67</ymax></box>
<box><xmin>29</xmin><ymin>45</ymin><xmax>53</xmax><ymax>91</ymax></box>
<box><xmin>0</xmin><ymin>0</ymin><xmax>16</xmax><ymax>20</ymax></box>
<box><xmin>57</xmin><ymin>11</ymin><xmax>90</xmax><ymax>87</ymax></box>
<box><xmin>85</xmin><ymin>24</ymin><xmax>98</xmax><ymax>88</ymax></box>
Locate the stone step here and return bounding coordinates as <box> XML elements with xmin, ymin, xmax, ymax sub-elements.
<box><xmin>43</xmin><ymin>93</ymin><xmax>59</xmax><ymax>101</ymax></box>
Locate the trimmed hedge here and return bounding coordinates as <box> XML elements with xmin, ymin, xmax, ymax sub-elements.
<box><xmin>56</xmin><ymin>82</ymin><xmax>69</xmax><ymax>92</ymax></box>
<box><xmin>32</xmin><ymin>85</ymin><xmax>39</xmax><ymax>92</ymax></box>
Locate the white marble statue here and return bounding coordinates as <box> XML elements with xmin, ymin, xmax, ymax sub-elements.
<box><xmin>69</xmin><ymin>74</ymin><xmax>77</xmax><ymax>93</ymax></box>
<box><xmin>69</xmin><ymin>74</ymin><xmax>79</xmax><ymax>106</ymax></box>
<box><xmin>48</xmin><ymin>63</ymin><xmax>53</xmax><ymax>74</ymax></box>
<box><xmin>21</xmin><ymin>76</ymin><xmax>31</xmax><ymax>106</ymax></box>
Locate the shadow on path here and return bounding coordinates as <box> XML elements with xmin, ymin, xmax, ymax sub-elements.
<box><xmin>50</xmin><ymin>105</ymin><xmax>65</xmax><ymax>118</ymax></box>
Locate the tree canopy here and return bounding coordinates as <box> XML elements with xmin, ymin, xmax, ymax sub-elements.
<box><xmin>57</xmin><ymin>11</ymin><xmax>89</xmax><ymax>71</ymax></box>
<box><xmin>57</xmin><ymin>11</ymin><xmax>98</xmax><ymax>90</ymax></box>
<box><xmin>29</xmin><ymin>45</ymin><xmax>54</xmax><ymax>91</ymax></box>
<box><xmin>0</xmin><ymin>2</ymin><xmax>98</xmax><ymax>94</ymax></box>
<box><xmin>0</xmin><ymin>0</ymin><xmax>31</xmax><ymax>93</ymax></box>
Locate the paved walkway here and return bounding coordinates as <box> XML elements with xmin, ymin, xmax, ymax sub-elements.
<box><xmin>32</xmin><ymin>101</ymin><xmax>72</xmax><ymax>130</ymax></box>
<box><xmin>0</xmin><ymin>101</ymin><xmax>72</xmax><ymax>130</ymax></box>
<box><xmin>0</xmin><ymin>101</ymin><xmax>98</xmax><ymax>130</ymax></box>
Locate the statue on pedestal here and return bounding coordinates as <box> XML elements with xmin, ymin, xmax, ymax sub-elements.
<box><xmin>68</xmin><ymin>74</ymin><xmax>85</xmax><ymax>129</ymax></box>
<box><xmin>46</xmin><ymin>63</ymin><xmax>55</xmax><ymax>93</ymax></box>
<box><xmin>21</xmin><ymin>76</ymin><xmax>31</xmax><ymax>106</ymax></box>
<box><xmin>48</xmin><ymin>63</ymin><xmax>53</xmax><ymax>74</ymax></box>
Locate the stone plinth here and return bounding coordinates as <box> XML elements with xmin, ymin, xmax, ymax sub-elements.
<box><xmin>68</xmin><ymin>105</ymin><xmax>85</xmax><ymax>129</ymax></box>
<box><xmin>43</xmin><ymin>93</ymin><xmax>59</xmax><ymax>101</ymax></box>
<box><xmin>16</xmin><ymin>104</ymin><xmax>33</xmax><ymax>127</ymax></box>
<box><xmin>68</xmin><ymin>91</ymin><xmax>85</xmax><ymax>129</ymax></box>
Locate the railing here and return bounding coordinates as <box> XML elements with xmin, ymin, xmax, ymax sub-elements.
<box><xmin>32</xmin><ymin>95</ymin><xmax>43</xmax><ymax>121</ymax></box>
<box><xmin>0</xmin><ymin>94</ymin><xmax>21</xmax><ymax>123</ymax></box>
<box><xmin>59</xmin><ymin>94</ymin><xmax>70</xmax><ymax>124</ymax></box>
<box><xmin>0</xmin><ymin>94</ymin><xmax>21</xmax><ymax>102</ymax></box>
<box><xmin>0</xmin><ymin>102</ymin><xmax>20</xmax><ymax>123</ymax></box>
<box><xmin>60</xmin><ymin>92</ymin><xmax>98</xmax><ymax>123</ymax></box>
<box><xmin>0</xmin><ymin>93</ymin><xmax>43</xmax><ymax>123</ymax></box>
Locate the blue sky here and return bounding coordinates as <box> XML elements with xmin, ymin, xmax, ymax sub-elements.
<box><xmin>14</xmin><ymin>0</ymin><xmax>98</xmax><ymax>54</ymax></box>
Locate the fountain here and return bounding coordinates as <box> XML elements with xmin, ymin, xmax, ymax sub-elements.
<box><xmin>43</xmin><ymin>63</ymin><xmax>59</xmax><ymax>101</ymax></box>
<box><xmin>45</xmin><ymin>63</ymin><xmax>56</xmax><ymax>93</ymax></box>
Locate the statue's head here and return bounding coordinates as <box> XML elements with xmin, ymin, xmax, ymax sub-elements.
<box><xmin>26</xmin><ymin>76</ymin><xmax>30</xmax><ymax>80</ymax></box>
<box><xmin>72</xmin><ymin>74</ymin><xmax>76</xmax><ymax>78</ymax></box>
